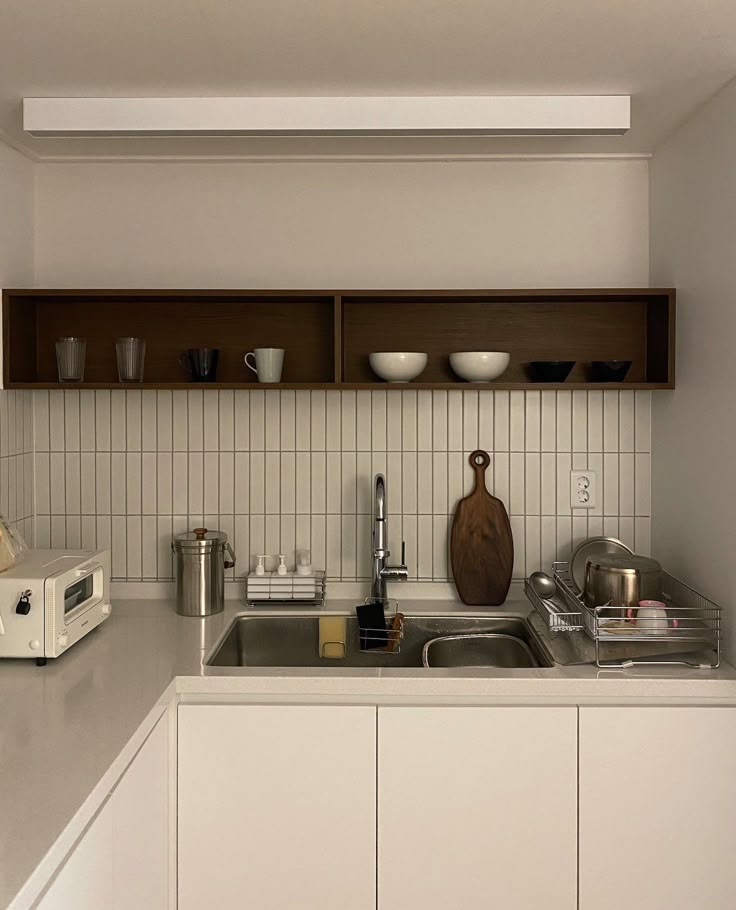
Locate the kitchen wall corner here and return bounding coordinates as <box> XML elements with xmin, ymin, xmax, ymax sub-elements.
<box><xmin>650</xmin><ymin>76</ymin><xmax>736</xmax><ymax>655</ymax></box>
<box><xmin>0</xmin><ymin>139</ymin><xmax>35</xmax><ymax>540</ymax></box>
<box><xmin>0</xmin><ymin>391</ymin><xmax>34</xmax><ymax>541</ymax></box>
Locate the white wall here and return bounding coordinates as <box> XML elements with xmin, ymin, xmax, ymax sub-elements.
<box><xmin>0</xmin><ymin>140</ymin><xmax>35</xmax><ymax>538</ymax></box>
<box><xmin>650</xmin><ymin>79</ymin><xmax>736</xmax><ymax>652</ymax></box>
<box><xmin>0</xmin><ymin>139</ymin><xmax>34</xmax><ymax>287</ymax></box>
<box><xmin>35</xmin><ymin>159</ymin><xmax>649</xmax><ymax>287</ymax></box>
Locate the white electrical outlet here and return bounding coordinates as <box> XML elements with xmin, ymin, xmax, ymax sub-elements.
<box><xmin>570</xmin><ymin>470</ymin><xmax>597</xmax><ymax>509</ymax></box>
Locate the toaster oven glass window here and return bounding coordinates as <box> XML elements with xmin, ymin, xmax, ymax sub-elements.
<box><xmin>64</xmin><ymin>575</ymin><xmax>93</xmax><ymax>613</ymax></box>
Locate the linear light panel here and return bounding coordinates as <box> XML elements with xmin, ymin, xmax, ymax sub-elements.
<box><xmin>23</xmin><ymin>96</ymin><xmax>630</xmax><ymax>137</ymax></box>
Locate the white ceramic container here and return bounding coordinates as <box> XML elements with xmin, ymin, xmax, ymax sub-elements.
<box><xmin>369</xmin><ymin>352</ymin><xmax>428</xmax><ymax>383</ymax></box>
<box><xmin>449</xmin><ymin>351</ymin><xmax>510</xmax><ymax>382</ymax></box>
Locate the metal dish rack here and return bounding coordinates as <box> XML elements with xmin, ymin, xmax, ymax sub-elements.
<box><xmin>526</xmin><ymin>561</ymin><xmax>721</xmax><ymax>669</ymax></box>
<box><xmin>358</xmin><ymin>599</ymin><xmax>404</xmax><ymax>654</ymax></box>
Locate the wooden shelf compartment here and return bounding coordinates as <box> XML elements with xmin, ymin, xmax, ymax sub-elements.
<box><xmin>340</xmin><ymin>290</ymin><xmax>675</xmax><ymax>387</ymax></box>
<box><xmin>3</xmin><ymin>291</ymin><xmax>337</xmax><ymax>386</ymax></box>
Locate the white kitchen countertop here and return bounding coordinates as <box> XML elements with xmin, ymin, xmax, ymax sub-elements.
<box><xmin>1</xmin><ymin>593</ymin><xmax>735</xmax><ymax>910</ymax></box>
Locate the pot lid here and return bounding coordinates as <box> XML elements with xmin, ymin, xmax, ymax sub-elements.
<box><xmin>587</xmin><ymin>554</ymin><xmax>661</xmax><ymax>574</ymax></box>
<box><xmin>173</xmin><ymin>527</ymin><xmax>228</xmax><ymax>550</ymax></box>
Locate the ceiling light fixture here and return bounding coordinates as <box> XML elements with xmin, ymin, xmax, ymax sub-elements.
<box><xmin>23</xmin><ymin>95</ymin><xmax>630</xmax><ymax>138</ymax></box>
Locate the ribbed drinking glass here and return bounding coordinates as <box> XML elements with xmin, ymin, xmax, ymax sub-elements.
<box><xmin>116</xmin><ymin>337</ymin><xmax>146</xmax><ymax>382</ymax></box>
<box><xmin>55</xmin><ymin>337</ymin><xmax>86</xmax><ymax>382</ymax></box>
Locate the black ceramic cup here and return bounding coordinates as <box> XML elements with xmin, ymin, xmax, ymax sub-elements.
<box><xmin>590</xmin><ymin>360</ymin><xmax>632</xmax><ymax>382</ymax></box>
<box><xmin>181</xmin><ymin>348</ymin><xmax>220</xmax><ymax>382</ymax></box>
<box><xmin>526</xmin><ymin>361</ymin><xmax>575</xmax><ymax>382</ymax></box>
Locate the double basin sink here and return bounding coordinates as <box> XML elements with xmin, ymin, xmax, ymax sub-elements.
<box><xmin>205</xmin><ymin>613</ymin><xmax>555</xmax><ymax>669</ymax></box>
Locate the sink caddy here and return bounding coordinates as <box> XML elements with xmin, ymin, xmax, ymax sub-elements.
<box><xmin>356</xmin><ymin>598</ymin><xmax>405</xmax><ymax>654</ymax></box>
<box><xmin>525</xmin><ymin>561</ymin><xmax>722</xmax><ymax>669</ymax></box>
<box><xmin>245</xmin><ymin>569</ymin><xmax>326</xmax><ymax>606</ymax></box>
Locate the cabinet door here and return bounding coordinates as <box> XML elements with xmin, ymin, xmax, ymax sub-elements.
<box><xmin>178</xmin><ymin>705</ymin><xmax>376</xmax><ymax>910</ymax></box>
<box><xmin>37</xmin><ymin>807</ymin><xmax>114</xmax><ymax>910</ymax></box>
<box><xmin>378</xmin><ymin>707</ymin><xmax>577</xmax><ymax>910</ymax></box>
<box><xmin>38</xmin><ymin>712</ymin><xmax>169</xmax><ymax>910</ymax></box>
<box><xmin>110</xmin><ymin>712</ymin><xmax>169</xmax><ymax>909</ymax></box>
<box><xmin>580</xmin><ymin>707</ymin><xmax>736</xmax><ymax>910</ymax></box>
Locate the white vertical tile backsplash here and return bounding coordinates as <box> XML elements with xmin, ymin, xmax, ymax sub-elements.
<box><xmin>509</xmin><ymin>391</ymin><xmax>525</xmax><ymax>451</ymax></box>
<box><xmin>29</xmin><ymin>389</ymin><xmax>652</xmax><ymax>584</ymax></box>
<box><xmin>525</xmin><ymin>391</ymin><xmax>540</xmax><ymax>452</ymax></box>
<box><xmin>540</xmin><ymin>391</ymin><xmax>556</xmax><ymax>451</ymax></box>
<box><xmin>0</xmin><ymin>391</ymin><xmax>34</xmax><ymax>544</ymax></box>
<box><xmin>555</xmin><ymin>392</ymin><xmax>572</xmax><ymax>452</ymax></box>
<box><xmin>603</xmin><ymin>390</ymin><xmax>619</xmax><ymax>451</ymax></box>
<box><xmin>492</xmin><ymin>391</ymin><xmax>508</xmax><ymax>451</ymax></box>
<box><xmin>95</xmin><ymin>391</ymin><xmax>112</xmax><ymax>451</ymax></box>
<box><xmin>416</xmin><ymin>391</ymin><xmax>432</xmax><ymax>450</ymax></box>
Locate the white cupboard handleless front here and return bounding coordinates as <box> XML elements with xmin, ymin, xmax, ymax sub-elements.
<box><xmin>579</xmin><ymin>707</ymin><xmax>736</xmax><ymax>910</ymax></box>
<box><xmin>35</xmin><ymin>713</ymin><xmax>169</xmax><ymax>910</ymax></box>
<box><xmin>177</xmin><ymin>705</ymin><xmax>377</xmax><ymax>910</ymax></box>
<box><xmin>378</xmin><ymin>706</ymin><xmax>578</xmax><ymax>910</ymax></box>
<box><xmin>109</xmin><ymin>713</ymin><xmax>170</xmax><ymax>910</ymax></box>
<box><xmin>34</xmin><ymin>809</ymin><xmax>114</xmax><ymax>910</ymax></box>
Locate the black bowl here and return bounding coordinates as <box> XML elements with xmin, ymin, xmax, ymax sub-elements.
<box><xmin>526</xmin><ymin>361</ymin><xmax>575</xmax><ymax>382</ymax></box>
<box><xmin>590</xmin><ymin>360</ymin><xmax>632</xmax><ymax>383</ymax></box>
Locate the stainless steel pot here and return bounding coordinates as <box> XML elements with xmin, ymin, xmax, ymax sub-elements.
<box><xmin>583</xmin><ymin>554</ymin><xmax>661</xmax><ymax>610</ymax></box>
<box><xmin>172</xmin><ymin>528</ymin><xmax>236</xmax><ymax>617</ymax></box>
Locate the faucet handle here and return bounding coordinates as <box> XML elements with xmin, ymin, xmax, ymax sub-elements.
<box><xmin>380</xmin><ymin>541</ymin><xmax>409</xmax><ymax>583</ymax></box>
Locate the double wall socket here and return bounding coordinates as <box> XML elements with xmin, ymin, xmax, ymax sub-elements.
<box><xmin>570</xmin><ymin>470</ymin><xmax>597</xmax><ymax>509</ymax></box>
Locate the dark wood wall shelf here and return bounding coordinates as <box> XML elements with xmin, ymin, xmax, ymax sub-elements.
<box><xmin>3</xmin><ymin>288</ymin><xmax>675</xmax><ymax>390</ymax></box>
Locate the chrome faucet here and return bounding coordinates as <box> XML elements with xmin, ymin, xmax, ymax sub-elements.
<box><xmin>370</xmin><ymin>474</ymin><xmax>408</xmax><ymax>602</ymax></box>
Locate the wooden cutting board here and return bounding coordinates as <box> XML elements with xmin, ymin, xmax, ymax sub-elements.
<box><xmin>450</xmin><ymin>450</ymin><xmax>514</xmax><ymax>606</ymax></box>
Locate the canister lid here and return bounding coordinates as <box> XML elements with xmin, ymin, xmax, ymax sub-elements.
<box><xmin>173</xmin><ymin>527</ymin><xmax>229</xmax><ymax>551</ymax></box>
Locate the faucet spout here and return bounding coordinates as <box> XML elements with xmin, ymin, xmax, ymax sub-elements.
<box><xmin>373</xmin><ymin>474</ymin><xmax>388</xmax><ymax>559</ymax></box>
<box><xmin>374</xmin><ymin>474</ymin><xmax>386</xmax><ymax>521</ymax></box>
<box><xmin>370</xmin><ymin>473</ymin><xmax>408</xmax><ymax>602</ymax></box>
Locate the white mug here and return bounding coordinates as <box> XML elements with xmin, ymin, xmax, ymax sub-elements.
<box><xmin>244</xmin><ymin>348</ymin><xmax>284</xmax><ymax>383</ymax></box>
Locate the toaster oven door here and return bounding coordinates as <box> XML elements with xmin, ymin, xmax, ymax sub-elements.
<box><xmin>58</xmin><ymin>565</ymin><xmax>105</xmax><ymax>622</ymax></box>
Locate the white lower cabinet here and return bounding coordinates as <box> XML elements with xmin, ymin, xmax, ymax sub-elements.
<box><xmin>36</xmin><ymin>806</ymin><xmax>114</xmax><ymax>910</ymax></box>
<box><xmin>579</xmin><ymin>707</ymin><xmax>736</xmax><ymax>910</ymax></box>
<box><xmin>177</xmin><ymin>705</ymin><xmax>377</xmax><ymax>910</ymax></box>
<box><xmin>378</xmin><ymin>706</ymin><xmax>578</xmax><ymax>910</ymax></box>
<box><xmin>40</xmin><ymin>701</ymin><xmax>736</xmax><ymax>910</ymax></box>
<box><xmin>109</xmin><ymin>711</ymin><xmax>170</xmax><ymax>909</ymax></box>
<box><xmin>37</xmin><ymin>712</ymin><xmax>169</xmax><ymax>910</ymax></box>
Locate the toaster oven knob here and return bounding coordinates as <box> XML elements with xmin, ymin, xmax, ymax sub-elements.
<box><xmin>15</xmin><ymin>591</ymin><xmax>31</xmax><ymax>615</ymax></box>
<box><xmin>29</xmin><ymin>639</ymin><xmax>41</xmax><ymax>650</ymax></box>
<box><xmin>57</xmin><ymin>631</ymin><xmax>69</xmax><ymax>649</ymax></box>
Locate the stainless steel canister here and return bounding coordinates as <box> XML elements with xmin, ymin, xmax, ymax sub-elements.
<box><xmin>172</xmin><ymin>528</ymin><xmax>236</xmax><ymax>616</ymax></box>
<box><xmin>583</xmin><ymin>554</ymin><xmax>661</xmax><ymax>611</ymax></box>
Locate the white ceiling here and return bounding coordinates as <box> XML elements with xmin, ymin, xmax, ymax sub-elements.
<box><xmin>2</xmin><ymin>0</ymin><xmax>736</xmax><ymax>159</ymax></box>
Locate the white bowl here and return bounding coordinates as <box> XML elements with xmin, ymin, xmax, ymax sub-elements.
<box><xmin>369</xmin><ymin>352</ymin><xmax>428</xmax><ymax>383</ymax></box>
<box><xmin>449</xmin><ymin>351</ymin><xmax>510</xmax><ymax>382</ymax></box>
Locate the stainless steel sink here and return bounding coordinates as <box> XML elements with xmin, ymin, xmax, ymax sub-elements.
<box><xmin>423</xmin><ymin>633</ymin><xmax>540</xmax><ymax>668</ymax></box>
<box><xmin>204</xmin><ymin>613</ymin><xmax>554</xmax><ymax>668</ymax></box>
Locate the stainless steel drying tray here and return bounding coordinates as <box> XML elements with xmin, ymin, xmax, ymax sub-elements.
<box><xmin>525</xmin><ymin>561</ymin><xmax>722</xmax><ymax>669</ymax></box>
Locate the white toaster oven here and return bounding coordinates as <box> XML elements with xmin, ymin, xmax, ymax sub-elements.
<box><xmin>0</xmin><ymin>548</ymin><xmax>111</xmax><ymax>665</ymax></box>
